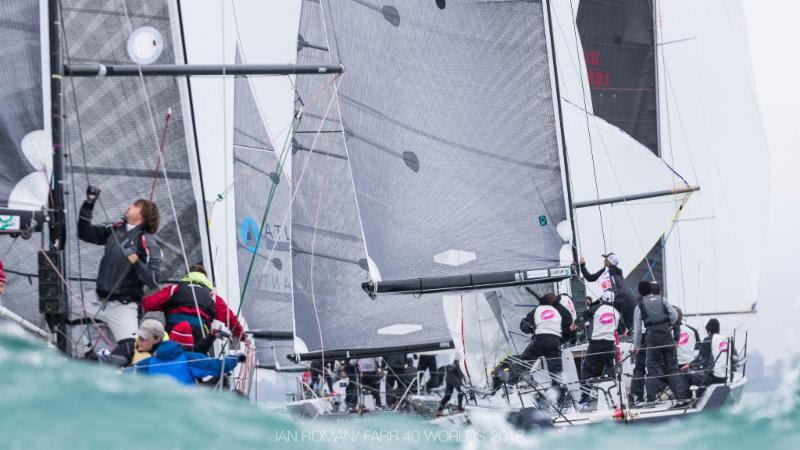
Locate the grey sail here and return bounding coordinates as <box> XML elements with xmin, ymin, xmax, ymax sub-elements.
<box><xmin>291</xmin><ymin>2</ymin><xmax>452</xmax><ymax>358</ymax></box>
<box><xmin>300</xmin><ymin>0</ymin><xmax>570</xmax><ymax>296</ymax></box>
<box><xmin>0</xmin><ymin>0</ymin><xmax>47</xmax><ymax>325</ymax></box>
<box><xmin>232</xmin><ymin>55</ymin><xmax>293</xmax><ymax>364</ymax></box>
<box><xmin>61</xmin><ymin>0</ymin><xmax>204</xmax><ymax>292</ymax></box>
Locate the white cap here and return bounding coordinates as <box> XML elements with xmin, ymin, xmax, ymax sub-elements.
<box><xmin>603</xmin><ymin>253</ymin><xmax>620</xmax><ymax>266</ymax></box>
<box><xmin>601</xmin><ymin>290</ymin><xmax>615</xmax><ymax>304</ymax></box>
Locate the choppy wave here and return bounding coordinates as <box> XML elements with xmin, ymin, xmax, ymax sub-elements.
<box><xmin>0</xmin><ymin>326</ymin><xmax>797</xmax><ymax>449</ymax></box>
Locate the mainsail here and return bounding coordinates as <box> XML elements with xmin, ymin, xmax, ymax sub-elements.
<box><xmin>291</xmin><ymin>1</ymin><xmax>456</xmax><ymax>358</ymax></box>
<box><xmin>61</xmin><ymin>0</ymin><xmax>205</xmax><ymax>291</ymax></box>
<box><xmin>310</xmin><ymin>0</ymin><xmax>573</xmax><ymax>297</ymax></box>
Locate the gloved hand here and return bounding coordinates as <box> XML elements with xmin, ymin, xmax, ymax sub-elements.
<box><xmin>237</xmin><ymin>354</ymin><xmax>247</xmax><ymax>363</ymax></box>
<box><xmin>120</xmin><ymin>241</ymin><xmax>139</xmax><ymax>264</ymax></box>
<box><xmin>213</xmin><ymin>329</ymin><xmax>231</xmax><ymax>339</ymax></box>
<box><xmin>86</xmin><ymin>185</ymin><xmax>101</xmax><ymax>204</ymax></box>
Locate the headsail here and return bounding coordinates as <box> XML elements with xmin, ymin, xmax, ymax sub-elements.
<box><xmin>232</xmin><ymin>55</ymin><xmax>294</xmax><ymax>365</ymax></box>
<box><xmin>549</xmin><ymin>0</ymin><xmax>691</xmax><ymax>296</ymax></box>
<box><xmin>658</xmin><ymin>0</ymin><xmax>767</xmax><ymax>328</ymax></box>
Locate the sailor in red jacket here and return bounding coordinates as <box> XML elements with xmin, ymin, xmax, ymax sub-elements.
<box><xmin>142</xmin><ymin>264</ymin><xmax>247</xmax><ymax>351</ymax></box>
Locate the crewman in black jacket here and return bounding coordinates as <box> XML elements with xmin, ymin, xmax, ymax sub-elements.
<box><xmin>71</xmin><ymin>186</ymin><xmax>162</xmax><ymax>358</ymax></box>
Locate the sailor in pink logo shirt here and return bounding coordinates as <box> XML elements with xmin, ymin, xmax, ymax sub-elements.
<box><xmin>578</xmin><ymin>290</ymin><xmax>620</xmax><ymax>406</ymax></box>
<box><xmin>519</xmin><ymin>293</ymin><xmax>575</xmax><ymax>377</ymax></box>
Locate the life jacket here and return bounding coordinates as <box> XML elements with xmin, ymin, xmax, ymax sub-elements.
<box><xmin>166</xmin><ymin>282</ymin><xmax>216</xmax><ymax>324</ymax></box>
<box><xmin>533</xmin><ymin>305</ymin><xmax>562</xmax><ymax>337</ymax></box>
<box><xmin>711</xmin><ymin>334</ymin><xmax>730</xmax><ymax>379</ymax></box>
<box><xmin>591</xmin><ymin>303</ymin><xmax>619</xmax><ymax>342</ymax></box>
<box><xmin>677</xmin><ymin>324</ymin><xmax>699</xmax><ymax>366</ymax></box>
<box><xmin>637</xmin><ymin>294</ymin><xmax>671</xmax><ymax>328</ymax></box>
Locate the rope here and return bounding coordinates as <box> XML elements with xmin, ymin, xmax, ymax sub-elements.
<box><xmin>148</xmin><ymin>109</ymin><xmax>174</xmax><ymax>201</ymax></box>
<box><xmin>120</xmin><ymin>0</ymin><xmax>205</xmax><ymax>338</ymax></box>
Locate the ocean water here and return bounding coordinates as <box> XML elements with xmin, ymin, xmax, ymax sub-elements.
<box><xmin>1</xmin><ymin>326</ymin><xmax>798</xmax><ymax>450</ymax></box>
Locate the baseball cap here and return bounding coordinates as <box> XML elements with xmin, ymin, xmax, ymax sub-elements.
<box><xmin>601</xmin><ymin>290</ymin><xmax>615</xmax><ymax>303</ymax></box>
<box><xmin>602</xmin><ymin>253</ymin><xmax>619</xmax><ymax>266</ymax></box>
<box><xmin>137</xmin><ymin>319</ymin><xmax>165</xmax><ymax>340</ymax></box>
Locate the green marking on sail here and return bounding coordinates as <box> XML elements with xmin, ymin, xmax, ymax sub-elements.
<box><xmin>236</xmin><ymin>113</ymin><xmax>298</xmax><ymax>317</ymax></box>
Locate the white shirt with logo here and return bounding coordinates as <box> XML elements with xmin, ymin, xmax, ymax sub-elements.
<box><xmin>561</xmin><ymin>296</ymin><xmax>577</xmax><ymax>321</ymax></box>
<box><xmin>711</xmin><ymin>334</ymin><xmax>730</xmax><ymax>379</ymax></box>
<box><xmin>534</xmin><ymin>305</ymin><xmax>562</xmax><ymax>337</ymax></box>
<box><xmin>591</xmin><ymin>303</ymin><xmax>619</xmax><ymax>341</ymax></box>
<box><xmin>598</xmin><ymin>269</ymin><xmax>613</xmax><ymax>291</ymax></box>
<box><xmin>677</xmin><ymin>324</ymin><xmax>698</xmax><ymax>365</ymax></box>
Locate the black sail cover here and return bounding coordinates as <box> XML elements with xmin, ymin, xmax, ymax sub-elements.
<box><xmin>233</xmin><ymin>65</ymin><xmax>294</xmax><ymax>365</ymax></box>
<box><xmin>576</xmin><ymin>0</ymin><xmax>664</xmax><ymax>284</ymax></box>
<box><xmin>61</xmin><ymin>1</ymin><xmax>203</xmax><ymax>290</ymax></box>
<box><xmin>0</xmin><ymin>0</ymin><xmax>47</xmax><ymax>324</ymax></box>
<box><xmin>291</xmin><ymin>0</ymin><xmax>568</xmax><ymax>356</ymax></box>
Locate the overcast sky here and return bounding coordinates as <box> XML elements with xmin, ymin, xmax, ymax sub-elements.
<box><xmin>739</xmin><ymin>0</ymin><xmax>800</xmax><ymax>364</ymax></box>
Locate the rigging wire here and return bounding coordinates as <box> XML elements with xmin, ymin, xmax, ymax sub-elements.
<box><xmin>120</xmin><ymin>0</ymin><xmax>205</xmax><ymax>337</ymax></box>
<box><xmin>566</xmin><ymin>0</ymin><xmax>607</xmax><ymax>254</ymax></box>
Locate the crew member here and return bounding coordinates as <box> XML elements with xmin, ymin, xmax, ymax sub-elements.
<box><xmin>629</xmin><ymin>281</ymin><xmax>651</xmax><ymax>404</ymax></box>
<box><xmin>579</xmin><ymin>290</ymin><xmax>620</xmax><ymax>404</ymax></box>
<box><xmin>675</xmin><ymin>307</ymin><xmax>700</xmax><ymax>368</ymax></box>
<box><xmin>579</xmin><ymin>253</ymin><xmax>635</xmax><ymax>328</ymax></box>
<box><xmin>74</xmin><ymin>186</ymin><xmax>162</xmax><ymax>358</ymax></box>
<box><xmin>688</xmin><ymin>318</ymin><xmax>738</xmax><ymax>387</ymax></box>
<box><xmin>358</xmin><ymin>357</ymin><xmax>383</xmax><ymax>408</ymax></box>
<box><xmin>134</xmin><ymin>321</ymin><xmax>241</xmax><ymax>385</ymax></box>
<box><xmin>632</xmin><ymin>283</ymin><xmax>688</xmax><ymax>402</ymax></box>
<box><xmin>0</xmin><ymin>260</ymin><xmax>6</xmax><ymax>296</ymax></box>
<box><xmin>520</xmin><ymin>293</ymin><xmax>574</xmax><ymax>375</ymax></box>
<box><xmin>142</xmin><ymin>264</ymin><xmax>246</xmax><ymax>353</ymax></box>
<box><xmin>437</xmin><ymin>359</ymin><xmax>465</xmax><ymax>413</ymax></box>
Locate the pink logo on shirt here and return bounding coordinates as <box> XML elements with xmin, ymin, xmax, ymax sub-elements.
<box><xmin>599</xmin><ymin>312</ymin><xmax>615</xmax><ymax>325</ymax></box>
<box><xmin>679</xmin><ymin>332</ymin><xmax>689</xmax><ymax>346</ymax></box>
<box><xmin>540</xmin><ymin>309</ymin><xmax>555</xmax><ymax>321</ymax></box>
<box><xmin>718</xmin><ymin>341</ymin><xmax>728</xmax><ymax>352</ymax></box>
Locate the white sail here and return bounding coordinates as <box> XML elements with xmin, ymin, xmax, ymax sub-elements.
<box><xmin>443</xmin><ymin>292</ymin><xmax>514</xmax><ymax>391</ymax></box>
<box><xmin>657</xmin><ymin>0</ymin><xmax>768</xmax><ymax>330</ymax></box>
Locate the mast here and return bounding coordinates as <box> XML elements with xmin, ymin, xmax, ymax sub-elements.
<box><xmin>45</xmin><ymin>0</ymin><xmax>68</xmax><ymax>352</ymax></box>
<box><xmin>545</xmin><ymin>0</ymin><xmax>579</xmax><ymax>268</ymax></box>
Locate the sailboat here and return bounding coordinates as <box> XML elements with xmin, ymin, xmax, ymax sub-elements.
<box><xmin>257</xmin><ymin>0</ymin><xmax>766</xmax><ymax>425</ymax></box>
<box><xmin>0</xmin><ymin>0</ymin><xmax>341</xmax><ymax>396</ymax></box>
<box><xmin>438</xmin><ymin>0</ymin><xmax>765</xmax><ymax>428</ymax></box>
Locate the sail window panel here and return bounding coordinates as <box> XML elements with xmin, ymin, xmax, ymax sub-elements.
<box><xmin>305</xmin><ymin>0</ymin><xmax>567</xmax><ymax>283</ymax></box>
